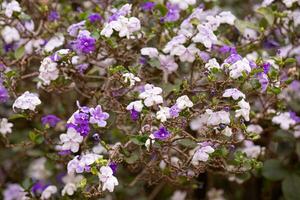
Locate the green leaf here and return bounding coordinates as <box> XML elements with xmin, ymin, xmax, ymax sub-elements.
<box><xmin>14</xmin><ymin>46</ymin><xmax>25</xmax><ymax>60</ymax></box>
<box><xmin>262</xmin><ymin>159</ymin><xmax>288</xmax><ymax>181</ymax></box>
<box><xmin>284</xmin><ymin>58</ymin><xmax>297</xmax><ymax>64</ymax></box>
<box><xmin>177</xmin><ymin>139</ymin><xmax>197</xmax><ymax>148</ymax></box>
<box><xmin>130</xmin><ymin>135</ymin><xmax>148</xmax><ymax>146</ymax></box>
<box><xmin>234</xmin><ymin>19</ymin><xmax>259</xmax><ymax>34</ymax></box>
<box><xmin>155</xmin><ymin>4</ymin><xmax>167</xmax><ymax>16</ymax></box>
<box><xmin>282</xmin><ymin>174</ymin><xmax>300</xmax><ymax>200</ymax></box>
<box><xmin>124</xmin><ymin>152</ymin><xmax>139</xmax><ymax>164</ymax></box>
<box><xmin>256</xmin><ymin>7</ymin><xmax>274</xmax><ymax>25</ymax></box>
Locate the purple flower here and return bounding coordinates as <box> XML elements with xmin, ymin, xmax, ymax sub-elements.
<box><xmin>218</xmin><ymin>45</ymin><xmax>237</xmax><ymax>54</ymax></box>
<box><xmin>88</xmin><ymin>13</ymin><xmax>102</xmax><ymax>23</ymax></box>
<box><xmin>130</xmin><ymin>109</ymin><xmax>140</xmax><ymax>121</ymax></box>
<box><xmin>249</xmin><ymin>60</ymin><xmax>257</xmax><ymax>68</ymax></box>
<box><xmin>224</xmin><ymin>53</ymin><xmax>242</xmax><ymax>64</ymax></box>
<box><xmin>31</xmin><ymin>181</ymin><xmax>48</xmax><ymax>194</ymax></box>
<box><xmin>109</xmin><ymin>162</ymin><xmax>118</xmax><ymax>174</ymax></box>
<box><xmin>72</xmin><ymin>31</ymin><xmax>96</xmax><ymax>54</ymax></box>
<box><xmin>41</xmin><ymin>114</ymin><xmax>61</xmax><ymax>127</ymax></box>
<box><xmin>263</xmin><ymin>39</ymin><xmax>280</xmax><ymax>49</ymax></box>
<box><xmin>170</xmin><ymin>104</ymin><xmax>180</xmax><ymax>118</ymax></box>
<box><xmin>0</xmin><ymin>86</ymin><xmax>9</xmax><ymax>103</ymax></box>
<box><xmin>161</xmin><ymin>3</ymin><xmax>180</xmax><ymax>22</ymax></box>
<box><xmin>74</xmin><ymin>112</ymin><xmax>90</xmax><ymax>124</ymax></box>
<box><xmin>290</xmin><ymin>112</ymin><xmax>300</xmax><ymax>123</ymax></box>
<box><xmin>257</xmin><ymin>73</ymin><xmax>269</xmax><ymax>92</ymax></box>
<box><xmin>67</xmin><ymin>112</ymin><xmax>91</xmax><ymax>136</ymax></box>
<box><xmin>262</xmin><ymin>62</ymin><xmax>271</xmax><ymax>74</ymax></box>
<box><xmin>153</xmin><ymin>126</ymin><xmax>171</xmax><ymax>140</ymax></box>
<box><xmin>48</xmin><ymin>10</ymin><xmax>60</xmax><ymax>21</ymax></box>
<box><xmin>75</xmin><ymin>63</ymin><xmax>89</xmax><ymax>74</ymax></box>
<box><xmin>89</xmin><ymin>105</ymin><xmax>109</xmax><ymax>127</ymax></box>
<box><xmin>141</xmin><ymin>2</ymin><xmax>156</xmax><ymax>11</ymax></box>
<box><xmin>58</xmin><ymin>150</ymin><xmax>72</xmax><ymax>156</ymax></box>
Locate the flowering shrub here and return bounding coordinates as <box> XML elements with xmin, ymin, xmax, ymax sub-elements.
<box><xmin>0</xmin><ymin>0</ymin><xmax>300</xmax><ymax>199</ymax></box>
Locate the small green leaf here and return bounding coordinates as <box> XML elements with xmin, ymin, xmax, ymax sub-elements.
<box><xmin>284</xmin><ymin>58</ymin><xmax>296</xmax><ymax>64</ymax></box>
<box><xmin>130</xmin><ymin>135</ymin><xmax>148</xmax><ymax>146</ymax></box>
<box><xmin>155</xmin><ymin>4</ymin><xmax>167</xmax><ymax>16</ymax></box>
<box><xmin>257</xmin><ymin>7</ymin><xmax>274</xmax><ymax>25</ymax></box>
<box><xmin>282</xmin><ymin>174</ymin><xmax>300</xmax><ymax>200</ymax></box>
<box><xmin>262</xmin><ymin>159</ymin><xmax>288</xmax><ymax>181</ymax></box>
<box><xmin>14</xmin><ymin>46</ymin><xmax>25</xmax><ymax>60</ymax></box>
<box><xmin>177</xmin><ymin>139</ymin><xmax>197</xmax><ymax>148</ymax></box>
<box><xmin>124</xmin><ymin>152</ymin><xmax>139</xmax><ymax>164</ymax></box>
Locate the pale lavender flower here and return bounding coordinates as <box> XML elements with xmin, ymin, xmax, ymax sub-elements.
<box><xmin>48</xmin><ymin>10</ymin><xmax>60</xmax><ymax>21</ymax></box>
<box><xmin>170</xmin><ymin>104</ymin><xmax>180</xmax><ymax>118</ymax></box>
<box><xmin>41</xmin><ymin>114</ymin><xmax>61</xmax><ymax>127</ymax></box>
<box><xmin>162</xmin><ymin>3</ymin><xmax>180</xmax><ymax>22</ymax></box>
<box><xmin>89</xmin><ymin>105</ymin><xmax>109</xmax><ymax>127</ymax></box>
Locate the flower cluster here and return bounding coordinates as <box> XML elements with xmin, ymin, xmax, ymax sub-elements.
<box><xmin>1</xmin><ymin>0</ymin><xmax>300</xmax><ymax>199</ymax></box>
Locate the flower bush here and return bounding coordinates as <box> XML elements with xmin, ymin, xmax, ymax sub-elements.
<box><xmin>0</xmin><ymin>0</ymin><xmax>300</xmax><ymax>199</ymax></box>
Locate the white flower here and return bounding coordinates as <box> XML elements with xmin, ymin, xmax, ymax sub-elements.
<box><xmin>24</xmin><ymin>39</ymin><xmax>44</xmax><ymax>54</ymax></box>
<box><xmin>242</xmin><ymin>140</ymin><xmax>264</xmax><ymax>158</ymax></box>
<box><xmin>293</xmin><ymin>125</ymin><xmax>300</xmax><ymax>138</ymax></box>
<box><xmin>272</xmin><ymin>112</ymin><xmax>296</xmax><ymax>130</ymax></box>
<box><xmin>217</xmin><ymin>11</ymin><xmax>236</xmax><ymax>25</ymax></box>
<box><xmin>2</xmin><ymin>0</ymin><xmax>21</xmax><ymax>18</ymax></box>
<box><xmin>13</xmin><ymin>91</ymin><xmax>41</xmax><ymax>111</ymax></box>
<box><xmin>170</xmin><ymin>44</ymin><xmax>199</xmax><ymax>63</ymax></box>
<box><xmin>169</xmin><ymin>0</ymin><xmax>196</xmax><ymax>10</ymax></box>
<box><xmin>139</xmin><ymin>84</ymin><xmax>163</xmax><ymax>107</ymax></box>
<box><xmin>59</xmin><ymin>128</ymin><xmax>83</xmax><ymax>153</ymax></box>
<box><xmin>62</xmin><ymin>173</ymin><xmax>83</xmax><ymax>196</ymax></box>
<box><xmin>190</xmin><ymin>113</ymin><xmax>210</xmax><ymax>131</ymax></box>
<box><xmin>192</xmin><ymin>25</ymin><xmax>218</xmax><ymax>49</ymax></box>
<box><xmin>222</xmin><ymin>88</ymin><xmax>246</xmax><ymax>100</ymax></box>
<box><xmin>171</xmin><ymin>190</ymin><xmax>187</xmax><ymax>200</ymax></box>
<box><xmin>1</xmin><ymin>26</ymin><xmax>20</xmax><ymax>44</ymax></box>
<box><xmin>246</xmin><ymin>124</ymin><xmax>263</xmax><ymax>134</ymax></box>
<box><xmin>207</xmin><ymin>188</ymin><xmax>225</xmax><ymax>200</ymax></box>
<box><xmin>93</xmin><ymin>143</ymin><xmax>108</xmax><ymax>154</ymax></box>
<box><xmin>0</xmin><ymin>118</ymin><xmax>13</xmax><ymax>136</ymax></box>
<box><xmin>283</xmin><ymin>0</ymin><xmax>298</xmax><ymax>7</ymax></box>
<box><xmin>235</xmin><ymin>99</ymin><xmax>250</xmax><ymax>121</ymax></box>
<box><xmin>38</xmin><ymin>57</ymin><xmax>59</xmax><ymax>86</ymax></box>
<box><xmin>191</xmin><ymin>145</ymin><xmax>215</xmax><ymax>165</ymax></box>
<box><xmin>222</xmin><ymin>126</ymin><xmax>233</xmax><ymax>137</ymax></box>
<box><xmin>158</xmin><ymin>55</ymin><xmax>178</xmax><ymax>73</ymax></box>
<box><xmin>27</xmin><ymin>158</ymin><xmax>51</xmax><ymax>180</ymax></box>
<box><xmin>101</xmin><ymin>16</ymin><xmax>141</xmax><ymax>38</ymax></box>
<box><xmin>156</xmin><ymin>106</ymin><xmax>171</xmax><ymax>122</ymax></box>
<box><xmin>141</xmin><ymin>47</ymin><xmax>159</xmax><ymax>58</ymax></box>
<box><xmin>44</xmin><ymin>34</ymin><xmax>65</xmax><ymax>52</ymax></box>
<box><xmin>176</xmin><ymin>95</ymin><xmax>193</xmax><ymax>110</ymax></box>
<box><xmin>206</xmin><ymin>109</ymin><xmax>231</xmax><ymax>126</ymax></box>
<box><xmin>229</xmin><ymin>58</ymin><xmax>251</xmax><ymax>79</ymax></box>
<box><xmin>291</xmin><ymin>9</ymin><xmax>300</xmax><ymax>27</ymax></box>
<box><xmin>41</xmin><ymin>185</ymin><xmax>57</xmax><ymax>200</ymax></box>
<box><xmin>205</xmin><ymin>58</ymin><xmax>221</xmax><ymax>71</ymax></box>
<box><xmin>67</xmin><ymin>153</ymin><xmax>101</xmax><ymax>174</ymax></box>
<box><xmin>163</xmin><ymin>34</ymin><xmax>187</xmax><ymax>53</ymax></box>
<box><xmin>122</xmin><ymin>73</ymin><xmax>141</xmax><ymax>87</ymax></box>
<box><xmin>126</xmin><ymin>100</ymin><xmax>144</xmax><ymax>112</ymax></box>
<box><xmin>262</xmin><ymin>0</ymin><xmax>275</xmax><ymax>6</ymax></box>
<box><xmin>98</xmin><ymin>166</ymin><xmax>119</xmax><ymax>192</ymax></box>
<box><xmin>145</xmin><ymin>134</ymin><xmax>155</xmax><ymax>151</ymax></box>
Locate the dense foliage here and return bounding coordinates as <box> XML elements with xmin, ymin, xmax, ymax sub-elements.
<box><xmin>0</xmin><ymin>0</ymin><xmax>300</xmax><ymax>199</ymax></box>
